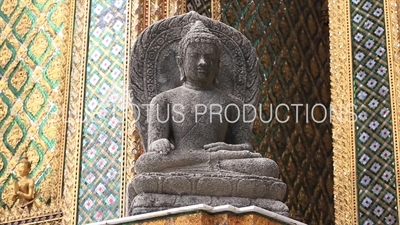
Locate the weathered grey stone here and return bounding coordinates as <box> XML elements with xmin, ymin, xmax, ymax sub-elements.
<box><xmin>130</xmin><ymin>193</ymin><xmax>289</xmax><ymax>216</ymax></box>
<box><xmin>128</xmin><ymin>11</ymin><xmax>289</xmax><ymax>217</ymax></box>
<box><xmin>176</xmin><ymin>195</ymin><xmax>212</xmax><ymax>207</ymax></box>
<box><xmin>130</xmin><ymin>173</ymin><xmax>286</xmax><ymax>201</ymax></box>
<box><xmin>163</xmin><ymin>176</ymin><xmax>191</xmax><ymax>195</ymax></box>
<box><xmin>126</xmin><ymin>181</ymin><xmax>137</xmax><ymax>216</ymax></box>
<box><xmin>131</xmin><ymin>174</ymin><xmax>158</xmax><ymax>194</ymax></box>
<box><xmin>254</xmin><ymin>198</ymin><xmax>289</xmax><ymax>214</ymax></box>
<box><xmin>197</xmin><ymin>177</ymin><xmax>231</xmax><ymax>197</ymax></box>
<box><xmin>130</xmin><ymin>13</ymin><xmax>260</xmax><ymax>151</ymax></box>
<box><xmin>213</xmin><ymin>196</ymin><xmax>251</xmax><ymax>207</ymax></box>
<box><xmin>130</xmin><ymin>207</ymin><xmax>171</xmax><ymax>216</ymax></box>
<box><xmin>236</xmin><ymin>179</ymin><xmax>268</xmax><ymax>199</ymax></box>
<box><xmin>132</xmin><ymin>193</ymin><xmax>176</xmax><ymax>207</ymax></box>
<box><xmin>269</xmin><ymin>182</ymin><xmax>287</xmax><ymax>201</ymax></box>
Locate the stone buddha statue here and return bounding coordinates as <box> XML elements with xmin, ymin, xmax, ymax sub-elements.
<box><xmin>134</xmin><ymin>20</ymin><xmax>279</xmax><ymax>178</ymax></box>
<box><xmin>128</xmin><ymin>12</ymin><xmax>288</xmax><ymax>216</ymax></box>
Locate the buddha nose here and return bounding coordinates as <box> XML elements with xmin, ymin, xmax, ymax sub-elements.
<box><xmin>198</xmin><ymin>56</ymin><xmax>206</xmax><ymax>66</ymax></box>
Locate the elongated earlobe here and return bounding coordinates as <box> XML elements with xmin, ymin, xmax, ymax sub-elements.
<box><xmin>176</xmin><ymin>56</ymin><xmax>185</xmax><ymax>82</ymax></box>
<box><xmin>213</xmin><ymin>59</ymin><xmax>220</xmax><ymax>85</ymax></box>
<box><xmin>176</xmin><ymin>56</ymin><xmax>182</xmax><ymax>66</ymax></box>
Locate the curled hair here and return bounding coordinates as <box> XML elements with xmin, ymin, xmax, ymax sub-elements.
<box><xmin>177</xmin><ymin>21</ymin><xmax>222</xmax><ymax>58</ymax></box>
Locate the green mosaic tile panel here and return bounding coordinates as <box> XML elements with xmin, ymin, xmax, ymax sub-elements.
<box><xmin>76</xmin><ymin>0</ymin><xmax>126</xmax><ymax>224</ymax></box>
<box><xmin>350</xmin><ymin>0</ymin><xmax>398</xmax><ymax>224</ymax></box>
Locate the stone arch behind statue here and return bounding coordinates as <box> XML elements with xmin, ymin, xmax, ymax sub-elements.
<box><xmin>130</xmin><ymin>11</ymin><xmax>260</xmax><ymax>151</ymax></box>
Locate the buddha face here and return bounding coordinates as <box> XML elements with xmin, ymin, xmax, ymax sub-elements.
<box><xmin>182</xmin><ymin>42</ymin><xmax>220</xmax><ymax>87</ymax></box>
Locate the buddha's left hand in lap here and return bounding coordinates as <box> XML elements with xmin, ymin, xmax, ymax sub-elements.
<box><xmin>149</xmin><ymin>138</ymin><xmax>175</xmax><ymax>155</ymax></box>
<box><xmin>204</xmin><ymin>142</ymin><xmax>253</xmax><ymax>152</ymax></box>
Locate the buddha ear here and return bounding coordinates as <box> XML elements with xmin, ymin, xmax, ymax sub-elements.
<box><xmin>176</xmin><ymin>56</ymin><xmax>185</xmax><ymax>82</ymax></box>
<box><xmin>213</xmin><ymin>59</ymin><xmax>220</xmax><ymax>85</ymax></box>
<box><xmin>176</xmin><ymin>56</ymin><xmax>182</xmax><ymax>66</ymax></box>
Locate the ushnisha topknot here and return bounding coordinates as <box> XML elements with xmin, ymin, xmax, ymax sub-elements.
<box><xmin>178</xmin><ymin>20</ymin><xmax>222</xmax><ymax>58</ymax></box>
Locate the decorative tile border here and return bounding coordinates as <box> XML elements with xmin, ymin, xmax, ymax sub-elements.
<box><xmin>76</xmin><ymin>0</ymin><xmax>127</xmax><ymax>224</ymax></box>
<box><xmin>330</xmin><ymin>0</ymin><xmax>400</xmax><ymax>223</ymax></box>
<box><xmin>350</xmin><ymin>0</ymin><xmax>398</xmax><ymax>223</ymax></box>
<box><xmin>63</xmin><ymin>0</ymin><xmax>91</xmax><ymax>224</ymax></box>
<box><xmin>384</xmin><ymin>0</ymin><xmax>400</xmax><ymax>221</ymax></box>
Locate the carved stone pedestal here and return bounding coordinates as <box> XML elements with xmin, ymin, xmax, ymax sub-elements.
<box><xmin>127</xmin><ymin>173</ymin><xmax>289</xmax><ymax>216</ymax></box>
<box><xmin>131</xmin><ymin>193</ymin><xmax>288</xmax><ymax>216</ymax></box>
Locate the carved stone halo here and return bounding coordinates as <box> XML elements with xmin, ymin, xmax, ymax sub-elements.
<box><xmin>130</xmin><ymin>11</ymin><xmax>260</xmax><ymax>150</ymax></box>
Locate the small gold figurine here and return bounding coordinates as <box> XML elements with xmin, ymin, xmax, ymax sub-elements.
<box><xmin>12</xmin><ymin>155</ymin><xmax>35</xmax><ymax>212</ymax></box>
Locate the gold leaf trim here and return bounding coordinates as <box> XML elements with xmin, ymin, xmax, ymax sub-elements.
<box><xmin>121</xmin><ymin>0</ymin><xmax>133</xmax><ymax>217</ymax></box>
<box><xmin>328</xmin><ymin>0</ymin><xmax>358</xmax><ymax>224</ymax></box>
<box><xmin>167</xmin><ymin>0</ymin><xmax>185</xmax><ymax>18</ymax></box>
<box><xmin>62</xmin><ymin>0</ymin><xmax>91</xmax><ymax>224</ymax></box>
<box><xmin>212</xmin><ymin>0</ymin><xmax>220</xmax><ymax>20</ymax></box>
<box><xmin>384</xmin><ymin>0</ymin><xmax>400</xmax><ymax>218</ymax></box>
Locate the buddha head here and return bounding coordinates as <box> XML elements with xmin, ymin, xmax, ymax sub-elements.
<box><xmin>17</xmin><ymin>156</ymin><xmax>31</xmax><ymax>177</ymax></box>
<box><xmin>177</xmin><ymin>21</ymin><xmax>222</xmax><ymax>87</ymax></box>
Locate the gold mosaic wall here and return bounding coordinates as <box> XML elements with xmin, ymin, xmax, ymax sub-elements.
<box><xmin>0</xmin><ymin>0</ymin><xmax>74</xmax><ymax>224</ymax></box>
<box><xmin>220</xmin><ymin>0</ymin><xmax>333</xmax><ymax>224</ymax></box>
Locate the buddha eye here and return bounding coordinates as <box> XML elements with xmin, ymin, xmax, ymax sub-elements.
<box><xmin>188</xmin><ymin>53</ymin><xmax>198</xmax><ymax>57</ymax></box>
<box><xmin>205</xmin><ymin>54</ymin><xmax>217</xmax><ymax>60</ymax></box>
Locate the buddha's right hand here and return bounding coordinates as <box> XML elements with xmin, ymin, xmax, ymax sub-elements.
<box><xmin>204</xmin><ymin>142</ymin><xmax>253</xmax><ymax>152</ymax></box>
<box><xmin>148</xmin><ymin>138</ymin><xmax>174</xmax><ymax>155</ymax></box>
